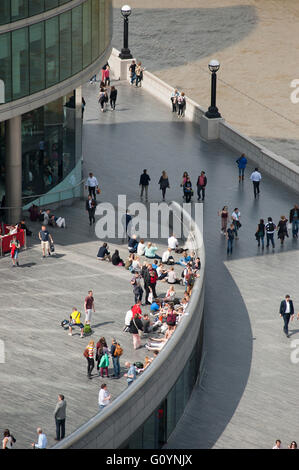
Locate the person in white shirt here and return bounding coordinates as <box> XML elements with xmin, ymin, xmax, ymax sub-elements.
<box><xmin>231</xmin><ymin>208</ymin><xmax>241</xmax><ymax>239</ymax></box>
<box><xmin>85</xmin><ymin>172</ymin><xmax>99</xmax><ymax>199</ymax></box>
<box><xmin>167</xmin><ymin>267</ymin><xmax>179</xmax><ymax>284</ymax></box>
<box><xmin>250</xmin><ymin>167</ymin><xmax>262</xmax><ymax>198</ymax></box>
<box><xmin>31</xmin><ymin>428</ymin><xmax>47</xmax><ymax>449</ymax></box>
<box><xmin>124</xmin><ymin>308</ymin><xmax>133</xmax><ymax>331</ymax></box>
<box><xmin>272</xmin><ymin>439</ymin><xmax>282</xmax><ymax>449</ymax></box>
<box><xmin>168</xmin><ymin>234</ymin><xmax>178</xmax><ymax>251</ymax></box>
<box><xmin>137</xmin><ymin>239</ymin><xmax>146</xmax><ymax>256</ymax></box>
<box><xmin>162</xmin><ymin>247</ymin><xmax>175</xmax><ymax>265</ymax></box>
<box><xmin>98</xmin><ymin>384</ymin><xmax>111</xmax><ymax>410</ymax></box>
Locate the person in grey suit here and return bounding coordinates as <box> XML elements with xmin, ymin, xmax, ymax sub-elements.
<box><xmin>54</xmin><ymin>394</ymin><xmax>67</xmax><ymax>441</ymax></box>
<box><xmin>279</xmin><ymin>295</ymin><xmax>294</xmax><ymax>338</ymax></box>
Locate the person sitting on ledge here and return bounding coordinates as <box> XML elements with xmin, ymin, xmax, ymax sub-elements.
<box><xmin>97</xmin><ymin>242</ymin><xmax>111</xmax><ymax>261</ymax></box>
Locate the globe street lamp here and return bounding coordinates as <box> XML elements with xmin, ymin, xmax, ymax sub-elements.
<box><xmin>119</xmin><ymin>5</ymin><xmax>133</xmax><ymax>60</ymax></box>
<box><xmin>205</xmin><ymin>59</ymin><xmax>221</xmax><ymax>119</ymax></box>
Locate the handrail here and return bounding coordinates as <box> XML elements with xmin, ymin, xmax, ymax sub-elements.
<box><xmin>53</xmin><ymin>201</ymin><xmax>205</xmax><ymax>449</ymax></box>
<box><xmin>1</xmin><ymin>179</ymin><xmax>85</xmax><ymax>210</ymax></box>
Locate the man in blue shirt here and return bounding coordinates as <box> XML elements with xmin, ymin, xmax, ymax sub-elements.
<box><xmin>31</xmin><ymin>428</ymin><xmax>47</xmax><ymax>449</ymax></box>
<box><xmin>38</xmin><ymin>225</ymin><xmax>53</xmax><ymax>258</ymax></box>
<box><xmin>236</xmin><ymin>153</ymin><xmax>247</xmax><ymax>181</ymax></box>
<box><xmin>124</xmin><ymin>361</ymin><xmax>136</xmax><ymax>386</ymax></box>
<box><xmin>178</xmin><ymin>250</ymin><xmax>191</xmax><ymax>266</ymax></box>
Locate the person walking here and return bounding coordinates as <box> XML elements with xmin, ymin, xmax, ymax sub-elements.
<box><xmin>139</xmin><ymin>169</ymin><xmax>151</xmax><ymax>201</ymax></box>
<box><xmin>98</xmin><ymin>87</ymin><xmax>107</xmax><ymax>112</ymax></box>
<box><xmin>135</xmin><ymin>62</ymin><xmax>144</xmax><ymax>87</ymax></box>
<box><xmin>183</xmin><ymin>176</ymin><xmax>192</xmax><ymax>203</ymax></box>
<box><xmin>129</xmin><ymin>60</ymin><xmax>136</xmax><ymax>85</ymax></box>
<box><xmin>84</xmin><ymin>340</ymin><xmax>95</xmax><ymax>379</ymax></box>
<box><xmin>255</xmin><ymin>218</ymin><xmax>265</xmax><ymax>249</ymax></box>
<box><xmin>279</xmin><ymin>294</ymin><xmax>294</xmax><ymax>338</ymax></box>
<box><xmin>131</xmin><ymin>272</ymin><xmax>143</xmax><ymax>304</ymax></box>
<box><xmin>180</xmin><ymin>171</ymin><xmax>189</xmax><ymax>200</ymax></box>
<box><xmin>85</xmin><ymin>172</ymin><xmax>99</xmax><ymax>199</ymax></box>
<box><xmin>84</xmin><ymin>290</ymin><xmax>95</xmax><ymax>325</ymax></box>
<box><xmin>226</xmin><ymin>223</ymin><xmax>235</xmax><ymax>255</ymax></box>
<box><xmin>265</xmin><ymin>217</ymin><xmax>276</xmax><ymax>249</ymax></box>
<box><xmin>10</xmin><ymin>236</ymin><xmax>20</xmax><ymax>267</ymax></box>
<box><xmin>2</xmin><ymin>429</ymin><xmax>16</xmax><ymax>449</ymax></box>
<box><xmin>170</xmin><ymin>89</ymin><xmax>179</xmax><ymax>112</ymax></box>
<box><xmin>86</xmin><ymin>194</ymin><xmax>96</xmax><ymax>226</ymax></box>
<box><xmin>54</xmin><ymin>394</ymin><xmax>66</xmax><ymax>441</ymax></box>
<box><xmin>236</xmin><ymin>153</ymin><xmax>247</xmax><ymax>181</ymax></box>
<box><xmin>177</xmin><ymin>92</ymin><xmax>186</xmax><ymax>117</ymax></box>
<box><xmin>98</xmin><ymin>384</ymin><xmax>111</xmax><ymax>410</ymax></box>
<box><xmin>124</xmin><ymin>361</ymin><xmax>137</xmax><ymax>386</ymax></box>
<box><xmin>110</xmin><ymin>338</ymin><xmax>122</xmax><ymax>379</ymax></box>
<box><xmin>231</xmin><ymin>208</ymin><xmax>241</xmax><ymax>239</ymax></box>
<box><xmin>38</xmin><ymin>225</ymin><xmax>53</xmax><ymax>258</ymax></box>
<box><xmin>196</xmin><ymin>171</ymin><xmax>207</xmax><ymax>201</ymax></box>
<box><xmin>218</xmin><ymin>206</ymin><xmax>229</xmax><ymax>235</ymax></box>
<box><xmin>31</xmin><ymin>428</ymin><xmax>47</xmax><ymax>449</ymax></box>
<box><xmin>250</xmin><ymin>167</ymin><xmax>262</xmax><ymax>198</ymax></box>
<box><xmin>289</xmin><ymin>204</ymin><xmax>299</xmax><ymax>238</ymax></box>
<box><xmin>104</xmin><ymin>65</ymin><xmax>110</xmax><ymax>87</ymax></box>
<box><xmin>277</xmin><ymin>215</ymin><xmax>289</xmax><ymax>245</ymax></box>
<box><xmin>110</xmin><ymin>85</ymin><xmax>117</xmax><ymax>110</ymax></box>
<box><xmin>158</xmin><ymin>171</ymin><xmax>170</xmax><ymax>201</ymax></box>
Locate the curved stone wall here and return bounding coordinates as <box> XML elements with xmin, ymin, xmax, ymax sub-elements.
<box><xmin>53</xmin><ymin>202</ymin><xmax>205</xmax><ymax>449</ymax></box>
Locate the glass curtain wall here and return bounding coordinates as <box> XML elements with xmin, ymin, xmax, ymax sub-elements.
<box><xmin>0</xmin><ymin>0</ymin><xmax>73</xmax><ymax>24</ymax></box>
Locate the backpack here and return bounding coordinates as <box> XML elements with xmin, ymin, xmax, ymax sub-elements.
<box><xmin>166</xmin><ymin>313</ymin><xmax>176</xmax><ymax>326</ymax></box>
<box><xmin>61</xmin><ymin>319</ymin><xmax>69</xmax><ymax>328</ymax></box>
<box><xmin>83</xmin><ymin>324</ymin><xmax>92</xmax><ymax>335</ymax></box>
<box><xmin>83</xmin><ymin>349</ymin><xmax>89</xmax><ymax>358</ymax></box>
<box><xmin>267</xmin><ymin>222</ymin><xmax>275</xmax><ymax>232</ymax></box>
<box><xmin>114</xmin><ymin>343</ymin><xmax>123</xmax><ymax>357</ymax></box>
<box><xmin>134</xmin><ymin>361</ymin><xmax>143</xmax><ymax>369</ymax></box>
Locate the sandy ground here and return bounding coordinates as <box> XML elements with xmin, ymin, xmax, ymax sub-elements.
<box><xmin>113</xmin><ymin>0</ymin><xmax>299</xmax><ymax>164</ymax></box>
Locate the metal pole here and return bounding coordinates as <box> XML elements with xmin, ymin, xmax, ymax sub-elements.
<box><xmin>205</xmin><ymin>72</ymin><xmax>221</xmax><ymax>119</ymax></box>
<box><xmin>119</xmin><ymin>17</ymin><xmax>133</xmax><ymax>59</ymax></box>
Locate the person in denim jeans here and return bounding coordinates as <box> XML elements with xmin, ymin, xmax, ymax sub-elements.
<box><xmin>256</xmin><ymin>218</ymin><xmax>265</xmax><ymax>249</ymax></box>
<box><xmin>289</xmin><ymin>204</ymin><xmax>299</xmax><ymax>238</ymax></box>
<box><xmin>110</xmin><ymin>338</ymin><xmax>121</xmax><ymax>379</ymax></box>
<box><xmin>231</xmin><ymin>208</ymin><xmax>241</xmax><ymax>239</ymax></box>
<box><xmin>226</xmin><ymin>224</ymin><xmax>235</xmax><ymax>254</ymax></box>
<box><xmin>236</xmin><ymin>154</ymin><xmax>247</xmax><ymax>181</ymax></box>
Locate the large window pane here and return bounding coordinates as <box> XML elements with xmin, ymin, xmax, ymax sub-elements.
<box><xmin>72</xmin><ymin>6</ymin><xmax>83</xmax><ymax>74</ymax></box>
<box><xmin>83</xmin><ymin>0</ymin><xmax>91</xmax><ymax>68</ymax></box>
<box><xmin>0</xmin><ymin>1</ymin><xmax>11</xmax><ymax>25</ymax></box>
<box><xmin>0</xmin><ymin>33</ymin><xmax>12</xmax><ymax>103</ymax></box>
<box><xmin>45</xmin><ymin>17</ymin><xmax>59</xmax><ymax>87</ymax></box>
<box><xmin>12</xmin><ymin>28</ymin><xmax>29</xmax><ymax>100</ymax></box>
<box><xmin>59</xmin><ymin>11</ymin><xmax>72</xmax><ymax>81</ymax></box>
<box><xmin>29</xmin><ymin>1</ymin><xmax>44</xmax><ymax>16</ymax></box>
<box><xmin>99</xmin><ymin>0</ymin><xmax>105</xmax><ymax>54</ymax></box>
<box><xmin>11</xmin><ymin>0</ymin><xmax>28</xmax><ymax>21</ymax></box>
<box><xmin>91</xmin><ymin>0</ymin><xmax>99</xmax><ymax>61</ymax></box>
<box><xmin>29</xmin><ymin>23</ymin><xmax>45</xmax><ymax>93</ymax></box>
<box><xmin>45</xmin><ymin>0</ymin><xmax>59</xmax><ymax>10</ymax></box>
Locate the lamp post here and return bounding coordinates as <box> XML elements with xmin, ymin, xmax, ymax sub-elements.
<box><xmin>119</xmin><ymin>5</ymin><xmax>133</xmax><ymax>60</ymax></box>
<box><xmin>205</xmin><ymin>59</ymin><xmax>221</xmax><ymax>119</ymax></box>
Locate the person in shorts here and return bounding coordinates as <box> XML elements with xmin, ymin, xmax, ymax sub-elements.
<box><xmin>68</xmin><ymin>308</ymin><xmax>84</xmax><ymax>338</ymax></box>
<box><xmin>84</xmin><ymin>290</ymin><xmax>95</xmax><ymax>325</ymax></box>
<box><xmin>10</xmin><ymin>236</ymin><xmax>20</xmax><ymax>267</ymax></box>
<box><xmin>38</xmin><ymin>225</ymin><xmax>53</xmax><ymax>258</ymax></box>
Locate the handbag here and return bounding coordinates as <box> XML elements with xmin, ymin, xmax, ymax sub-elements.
<box><xmin>236</xmin><ymin>221</ymin><xmax>242</xmax><ymax>229</ymax></box>
<box><xmin>96</xmin><ymin>188</ymin><xmax>101</xmax><ymax>194</ymax></box>
<box><xmin>50</xmin><ymin>243</ymin><xmax>55</xmax><ymax>253</ymax></box>
<box><xmin>83</xmin><ymin>349</ymin><xmax>89</xmax><ymax>358</ymax></box>
<box><xmin>99</xmin><ymin>353</ymin><xmax>109</xmax><ymax>368</ymax></box>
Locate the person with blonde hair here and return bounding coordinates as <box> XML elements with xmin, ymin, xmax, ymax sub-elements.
<box><xmin>85</xmin><ymin>340</ymin><xmax>95</xmax><ymax>379</ymax></box>
<box><xmin>158</xmin><ymin>171</ymin><xmax>170</xmax><ymax>201</ymax></box>
<box><xmin>135</xmin><ymin>61</ymin><xmax>144</xmax><ymax>87</ymax></box>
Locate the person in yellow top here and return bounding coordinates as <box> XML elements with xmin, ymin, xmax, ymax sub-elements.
<box><xmin>68</xmin><ymin>307</ymin><xmax>84</xmax><ymax>338</ymax></box>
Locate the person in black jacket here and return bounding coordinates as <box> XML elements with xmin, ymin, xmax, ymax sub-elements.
<box><xmin>289</xmin><ymin>204</ymin><xmax>299</xmax><ymax>238</ymax></box>
<box><xmin>158</xmin><ymin>171</ymin><xmax>170</xmax><ymax>201</ymax></box>
<box><xmin>139</xmin><ymin>169</ymin><xmax>151</xmax><ymax>201</ymax></box>
<box><xmin>86</xmin><ymin>195</ymin><xmax>96</xmax><ymax>225</ymax></box>
<box><xmin>112</xmin><ymin>250</ymin><xmax>124</xmax><ymax>266</ymax></box>
<box><xmin>97</xmin><ymin>243</ymin><xmax>111</xmax><ymax>261</ymax></box>
<box><xmin>279</xmin><ymin>294</ymin><xmax>294</xmax><ymax>338</ymax></box>
<box><xmin>110</xmin><ymin>86</ymin><xmax>118</xmax><ymax>110</ymax></box>
<box><xmin>129</xmin><ymin>314</ymin><xmax>143</xmax><ymax>349</ymax></box>
<box><xmin>196</xmin><ymin>171</ymin><xmax>207</xmax><ymax>201</ymax></box>
<box><xmin>183</xmin><ymin>176</ymin><xmax>192</xmax><ymax>203</ymax></box>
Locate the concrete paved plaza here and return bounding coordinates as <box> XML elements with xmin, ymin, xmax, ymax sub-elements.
<box><xmin>2</xmin><ymin>78</ymin><xmax>299</xmax><ymax>449</ymax></box>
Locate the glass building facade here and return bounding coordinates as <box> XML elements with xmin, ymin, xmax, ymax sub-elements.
<box><xmin>0</xmin><ymin>0</ymin><xmax>112</xmax><ymax>221</ymax></box>
<box><xmin>0</xmin><ymin>0</ymin><xmax>111</xmax><ymax>103</ymax></box>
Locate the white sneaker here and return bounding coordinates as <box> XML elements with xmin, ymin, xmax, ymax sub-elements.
<box><xmin>68</xmin><ymin>333</ymin><xmax>72</xmax><ymax>336</ymax></box>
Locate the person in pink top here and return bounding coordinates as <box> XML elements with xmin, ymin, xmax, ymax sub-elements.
<box><xmin>104</xmin><ymin>66</ymin><xmax>110</xmax><ymax>87</ymax></box>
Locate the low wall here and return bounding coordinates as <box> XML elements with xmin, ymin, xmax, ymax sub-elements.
<box><xmin>109</xmin><ymin>48</ymin><xmax>299</xmax><ymax>195</ymax></box>
<box><xmin>53</xmin><ymin>203</ymin><xmax>205</xmax><ymax>449</ymax></box>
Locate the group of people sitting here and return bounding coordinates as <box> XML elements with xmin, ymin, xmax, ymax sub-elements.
<box><xmin>29</xmin><ymin>205</ymin><xmax>66</xmax><ymax>228</ymax></box>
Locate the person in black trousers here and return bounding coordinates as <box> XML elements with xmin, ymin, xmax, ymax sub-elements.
<box><xmin>86</xmin><ymin>195</ymin><xmax>96</xmax><ymax>225</ymax></box>
<box><xmin>54</xmin><ymin>394</ymin><xmax>66</xmax><ymax>441</ymax></box>
<box><xmin>197</xmin><ymin>171</ymin><xmax>207</xmax><ymax>201</ymax></box>
<box><xmin>158</xmin><ymin>171</ymin><xmax>170</xmax><ymax>201</ymax></box>
<box><xmin>110</xmin><ymin>86</ymin><xmax>117</xmax><ymax>110</ymax></box>
<box><xmin>183</xmin><ymin>176</ymin><xmax>192</xmax><ymax>203</ymax></box>
<box><xmin>139</xmin><ymin>169</ymin><xmax>151</xmax><ymax>201</ymax></box>
<box><xmin>279</xmin><ymin>294</ymin><xmax>294</xmax><ymax>338</ymax></box>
